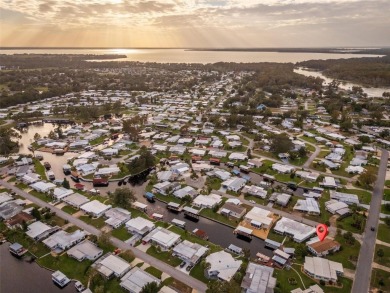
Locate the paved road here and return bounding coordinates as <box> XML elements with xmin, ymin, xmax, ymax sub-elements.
<box><xmin>352</xmin><ymin>149</ymin><xmax>388</xmax><ymax>293</ymax></box>
<box><xmin>0</xmin><ymin>179</ymin><xmax>207</xmax><ymax>293</ymax></box>
<box><xmin>301</xmin><ymin>138</ymin><xmax>321</xmax><ymax>168</ymax></box>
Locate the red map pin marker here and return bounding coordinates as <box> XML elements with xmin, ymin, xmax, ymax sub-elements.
<box><xmin>316</xmin><ymin>224</ymin><xmax>328</xmax><ymax>241</ymax></box>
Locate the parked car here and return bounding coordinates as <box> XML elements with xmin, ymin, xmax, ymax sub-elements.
<box><xmin>75</xmin><ymin>281</ymin><xmax>85</xmax><ymax>292</ymax></box>
<box><xmin>180</xmin><ymin>261</ymin><xmax>186</xmax><ymax>268</ymax></box>
<box><xmin>186</xmin><ymin>265</ymin><xmax>193</xmax><ymax>271</ymax></box>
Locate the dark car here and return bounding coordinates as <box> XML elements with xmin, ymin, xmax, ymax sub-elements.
<box><xmin>371</xmin><ymin>226</ymin><xmax>375</xmax><ymax>231</ymax></box>
<box><xmin>180</xmin><ymin>261</ymin><xmax>186</xmax><ymax>268</ymax></box>
<box><xmin>186</xmin><ymin>265</ymin><xmax>193</xmax><ymax>271</ymax></box>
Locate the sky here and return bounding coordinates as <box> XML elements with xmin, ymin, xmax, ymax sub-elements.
<box><xmin>1</xmin><ymin>0</ymin><xmax>389</xmax><ymax>48</ymax></box>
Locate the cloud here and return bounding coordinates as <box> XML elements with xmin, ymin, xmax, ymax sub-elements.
<box><xmin>1</xmin><ymin>0</ymin><xmax>389</xmax><ymax>47</ymax></box>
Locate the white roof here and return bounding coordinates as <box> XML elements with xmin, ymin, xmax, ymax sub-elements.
<box><xmin>120</xmin><ymin>267</ymin><xmax>161</xmax><ymax>293</ymax></box>
<box><xmin>43</xmin><ymin>230</ymin><xmax>86</xmax><ymax>250</ymax></box>
<box><xmin>63</xmin><ymin>193</ymin><xmax>90</xmax><ymax>207</ymax></box>
<box><xmin>172</xmin><ymin>240</ymin><xmax>208</xmax><ymax>263</ymax></box>
<box><xmin>26</xmin><ymin>221</ymin><xmax>53</xmax><ymax>239</ymax></box>
<box><xmin>125</xmin><ymin>217</ymin><xmax>155</xmax><ymax>234</ymax></box>
<box><xmin>206</xmin><ymin>251</ymin><xmax>242</xmax><ymax>282</ymax></box>
<box><xmin>193</xmin><ymin>194</ymin><xmax>222</xmax><ymax>207</ymax></box>
<box><xmin>304</xmin><ymin>256</ymin><xmax>343</xmax><ymax>281</ymax></box>
<box><xmin>80</xmin><ymin>200</ymin><xmax>111</xmax><ymax>215</ymax></box>
<box><xmin>245</xmin><ymin>207</ymin><xmax>272</xmax><ymax>227</ymax></box>
<box><xmin>273</xmin><ymin>217</ymin><xmax>316</xmax><ymax>242</ymax></box>
<box><xmin>143</xmin><ymin>227</ymin><xmax>180</xmax><ymax>248</ymax></box>
<box><xmin>67</xmin><ymin>240</ymin><xmax>103</xmax><ymax>260</ymax></box>
<box><xmin>98</xmin><ymin>254</ymin><xmax>131</xmax><ymax>276</ymax></box>
<box><xmin>293</xmin><ymin>198</ymin><xmax>321</xmax><ymax>214</ymax></box>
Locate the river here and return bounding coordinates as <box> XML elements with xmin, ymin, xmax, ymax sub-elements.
<box><xmin>0</xmin><ymin>243</ymin><xmax>75</xmax><ymax>293</ymax></box>
<box><xmin>294</xmin><ymin>67</ymin><xmax>390</xmax><ymax>97</ymax></box>
<box><xmin>0</xmin><ymin>48</ymin><xmax>382</xmax><ymax>64</ymax></box>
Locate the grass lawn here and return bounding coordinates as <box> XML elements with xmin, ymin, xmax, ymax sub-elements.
<box><xmin>337</xmin><ymin>215</ymin><xmax>365</xmax><ymax>234</ymax></box>
<box><xmin>144</xmin><ymin>266</ymin><xmax>163</xmax><ymax>279</ymax></box>
<box><xmin>199</xmin><ymin>208</ymin><xmax>238</xmax><ymax>227</ymax></box>
<box><xmin>244</xmin><ymin>194</ymin><xmax>267</xmax><ymax>205</ymax></box>
<box><xmin>275</xmin><ymin>173</ymin><xmax>302</xmax><ymax>184</ymax></box>
<box><xmin>190</xmin><ymin>262</ymin><xmax>211</xmax><ymax>284</ymax></box>
<box><xmin>33</xmin><ymin>159</ymin><xmax>47</xmax><ymax>180</ymax></box>
<box><xmin>371</xmin><ymin>268</ymin><xmax>390</xmax><ymax>292</ymax></box>
<box><xmin>377</xmin><ymin>224</ymin><xmax>390</xmax><ymax>243</ymax></box>
<box><xmin>155</xmin><ymin>193</ymin><xmax>182</xmax><ymax>204</ymax></box>
<box><xmin>206</xmin><ymin>177</ymin><xmax>222</xmax><ymax>190</ymax></box>
<box><xmin>65</xmin><ymin>225</ymin><xmax>80</xmax><ymax>233</ymax></box>
<box><xmin>146</xmin><ymin>245</ymin><xmax>182</xmax><ymax>267</ymax></box>
<box><xmin>111</xmin><ymin>226</ymin><xmax>132</xmax><ymax>241</ymax></box>
<box><xmin>43</xmin><ymin>215</ymin><xmax>67</xmax><ymax>227</ymax></box>
<box><xmin>383</xmin><ymin>189</ymin><xmax>390</xmax><ymax>201</ymax></box>
<box><xmin>28</xmin><ymin>190</ymin><xmax>52</xmax><ymax>203</ymax></box>
<box><xmin>90</xmin><ymin>136</ymin><xmax>106</xmax><ymax>146</ymax></box>
<box><xmin>274</xmin><ymin>265</ymin><xmax>317</xmax><ymax>292</ymax></box>
<box><xmin>381</xmin><ymin>203</ymin><xmax>390</xmax><ymax>215</ymax></box>
<box><xmin>37</xmin><ymin>254</ymin><xmax>92</xmax><ymax>286</ymax></box>
<box><xmin>374</xmin><ymin>244</ymin><xmax>390</xmax><ymax>268</ymax></box>
<box><xmin>61</xmin><ymin>205</ymin><xmax>78</xmax><ymax>215</ymax></box>
<box><xmin>327</xmin><ymin>234</ymin><xmax>360</xmax><ymax>270</ymax></box>
<box><xmin>4</xmin><ymin>229</ymin><xmax>50</xmax><ymax>258</ymax></box>
<box><xmin>79</xmin><ymin>215</ymin><xmax>107</xmax><ymax>229</ymax></box>
<box><xmin>267</xmin><ymin>230</ymin><xmax>286</xmax><ymax>243</ymax></box>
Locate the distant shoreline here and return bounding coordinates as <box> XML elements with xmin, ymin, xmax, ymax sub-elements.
<box><xmin>0</xmin><ymin>46</ymin><xmax>388</xmax><ymax>55</ymax></box>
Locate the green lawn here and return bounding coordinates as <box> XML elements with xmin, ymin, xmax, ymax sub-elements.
<box><xmin>37</xmin><ymin>254</ymin><xmax>92</xmax><ymax>286</ymax></box>
<box><xmin>5</xmin><ymin>230</ymin><xmax>51</xmax><ymax>258</ymax></box>
<box><xmin>205</xmin><ymin>177</ymin><xmax>222</xmax><ymax>190</ymax></box>
<box><xmin>90</xmin><ymin>136</ymin><xmax>106</xmax><ymax>146</ymax></box>
<box><xmin>327</xmin><ymin>234</ymin><xmax>360</xmax><ymax>270</ymax></box>
<box><xmin>274</xmin><ymin>265</ymin><xmax>317</xmax><ymax>293</ymax></box>
<box><xmin>199</xmin><ymin>208</ymin><xmax>238</xmax><ymax>227</ymax></box>
<box><xmin>29</xmin><ymin>190</ymin><xmax>52</xmax><ymax>202</ymax></box>
<box><xmin>378</xmin><ymin>224</ymin><xmax>390</xmax><ymax>243</ymax></box>
<box><xmin>381</xmin><ymin>203</ymin><xmax>390</xmax><ymax>215</ymax></box>
<box><xmin>244</xmin><ymin>194</ymin><xmax>267</xmax><ymax>205</ymax></box>
<box><xmin>374</xmin><ymin>244</ymin><xmax>390</xmax><ymax>268</ymax></box>
<box><xmin>33</xmin><ymin>159</ymin><xmax>47</xmax><ymax>180</ymax></box>
<box><xmin>61</xmin><ymin>205</ymin><xmax>78</xmax><ymax>215</ymax></box>
<box><xmin>111</xmin><ymin>226</ymin><xmax>132</xmax><ymax>241</ymax></box>
<box><xmin>190</xmin><ymin>262</ymin><xmax>211</xmax><ymax>284</ymax></box>
<box><xmin>383</xmin><ymin>189</ymin><xmax>390</xmax><ymax>201</ymax></box>
<box><xmin>371</xmin><ymin>268</ymin><xmax>390</xmax><ymax>292</ymax></box>
<box><xmin>146</xmin><ymin>245</ymin><xmax>182</xmax><ymax>267</ymax></box>
<box><xmin>266</xmin><ymin>230</ymin><xmax>285</xmax><ymax>243</ymax></box>
<box><xmin>337</xmin><ymin>215</ymin><xmax>365</xmax><ymax>234</ymax></box>
<box><xmin>154</xmin><ymin>193</ymin><xmax>182</xmax><ymax>204</ymax></box>
<box><xmin>79</xmin><ymin>215</ymin><xmax>107</xmax><ymax>229</ymax></box>
<box><xmin>144</xmin><ymin>266</ymin><xmax>163</xmax><ymax>279</ymax></box>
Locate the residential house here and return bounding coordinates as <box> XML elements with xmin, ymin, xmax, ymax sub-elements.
<box><xmin>241</xmin><ymin>263</ymin><xmax>276</xmax><ymax>293</ymax></box>
<box><xmin>80</xmin><ymin>200</ymin><xmax>112</xmax><ymax>218</ymax></box>
<box><xmin>43</xmin><ymin>230</ymin><xmax>86</xmax><ymax>252</ymax></box>
<box><xmin>93</xmin><ymin>253</ymin><xmax>131</xmax><ymax>279</ymax></box>
<box><xmin>205</xmin><ymin>251</ymin><xmax>242</xmax><ymax>282</ymax></box>
<box><xmin>303</xmin><ymin>257</ymin><xmax>343</xmax><ymax>282</ymax></box>
<box><xmin>125</xmin><ymin>217</ymin><xmax>155</xmax><ymax>236</ymax></box>
<box><xmin>67</xmin><ymin>240</ymin><xmax>103</xmax><ymax>262</ymax></box>
<box><xmin>220</xmin><ymin>203</ymin><xmax>246</xmax><ymax>219</ymax></box>
<box><xmin>142</xmin><ymin>227</ymin><xmax>181</xmax><ymax>251</ymax></box>
<box><xmin>172</xmin><ymin>240</ymin><xmax>209</xmax><ymax>266</ymax></box>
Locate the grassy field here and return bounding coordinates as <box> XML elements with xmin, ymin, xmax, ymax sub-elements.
<box><xmin>337</xmin><ymin>215</ymin><xmax>365</xmax><ymax>234</ymax></box>
<box><xmin>61</xmin><ymin>205</ymin><xmax>78</xmax><ymax>215</ymax></box>
<box><xmin>327</xmin><ymin>234</ymin><xmax>360</xmax><ymax>270</ymax></box>
<box><xmin>79</xmin><ymin>215</ymin><xmax>107</xmax><ymax>229</ymax></box>
<box><xmin>4</xmin><ymin>229</ymin><xmax>51</xmax><ymax>258</ymax></box>
<box><xmin>374</xmin><ymin>244</ymin><xmax>390</xmax><ymax>268</ymax></box>
<box><xmin>146</xmin><ymin>245</ymin><xmax>182</xmax><ymax>267</ymax></box>
<box><xmin>189</xmin><ymin>262</ymin><xmax>211</xmax><ymax>284</ymax></box>
<box><xmin>199</xmin><ymin>208</ymin><xmax>238</xmax><ymax>227</ymax></box>
<box><xmin>37</xmin><ymin>254</ymin><xmax>92</xmax><ymax>286</ymax></box>
<box><xmin>144</xmin><ymin>266</ymin><xmax>163</xmax><ymax>279</ymax></box>
<box><xmin>111</xmin><ymin>226</ymin><xmax>132</xmax><ymax>241</ymax></box>
<box><xmin>29</xmin><ymin>190</ymin><xmax>52</xmax><ymax>203</ymax></box>
<box><xmin>33</xmin><ymin>159</ymin><xmax>47</xmax><ymax>180</ymax></box>
<box><xmin>371</xmin><ymin>268</ymin><xmax>390</xmax><ymax>292</ymax></box>
<box><xmin>378</xmin><ymin>224</ymin><xmax>390</xmax><ymax>243</ymax></box>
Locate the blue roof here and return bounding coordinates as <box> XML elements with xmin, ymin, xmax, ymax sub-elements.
<box><xmin>242</xmin><ymin>175</ymin><xmax>251</xmax><ymax>181</ymax></box>
<box><xmin>232</xmin><ymin>170</ymin><xmax>240</xmax><ymax>175</ymax></box>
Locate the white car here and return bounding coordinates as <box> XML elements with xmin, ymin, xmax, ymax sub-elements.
<box><xmin>75</xmin><ymin>281</ymin><xmax>86</xmax><ymax>292</ymax></box>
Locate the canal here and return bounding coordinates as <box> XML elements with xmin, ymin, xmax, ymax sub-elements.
<box><xmin>0</xmin><ymin>243</ymin><xmax>75</xmax><ymax>293</ymax></box>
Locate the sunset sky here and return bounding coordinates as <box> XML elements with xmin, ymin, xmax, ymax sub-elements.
<box><xmin>1</xmin><ymin>0</ymin><xmax>389</xmax><ymax>48</ymax></box>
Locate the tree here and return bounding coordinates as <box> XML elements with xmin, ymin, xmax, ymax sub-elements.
<box><xmin>48</xmin><ymin>130</ymin><xmax>57</xmax><ymax>139</ymax></box>
<box><xmin>31</xmin><ymin>207</ymin><xmax>41</xmax><ymax>220</ymax></box>
<box><xmin>358</xmin><ymin>167</ymin><xmax>377</xmax><ymax>188</ymax></box>
<box><xmin>377</xmin><ymin>248</ymin><xmax>384</xmax><ymax>258</ymax></box>
<box><xmin>109</xmin><ymin>187</ymin><xmax>136</xmax><ymax>209</ymax></box>
<box><xmin>97</xmin><ymin>231</ymin><xmax>112</xmax><ymax>249</ymax></box>
<box><xmin>33</xmin><ymin>133</ymin><xmax>41</xmax><ymax>141</ymax></box>
<box><xmin>0</xmin><ymin>127</ymin><xmax>21</xmax><ymax>155</ymax></box>
<box><xmin>343</xmin><ymin>231</ymin><xmax>356</xmax><ymax>245</ymax></box>
<box><xmin>62</xmin><ymin>178</ymin><xmax>70</xmax><ymax>189</ymax></box>
<box><xmin>140</xmin><ymin>282</ymin><xmax>159</xmax><ymax>293</ymax></box>
<box><xmin>270</xmin><ymin>134</ymin><xmax>293</xmax><ymax>155</ymax></box>
<box><xmin>295</xmin><ymin>243</ymin><xmax>308</xmax><ymax>260</ymax></box>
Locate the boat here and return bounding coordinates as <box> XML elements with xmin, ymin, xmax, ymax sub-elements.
<box><xmin>52</xmin><ymin>270</ymin><xmax>70</xmax><ymax>288</ymax></box>
<box><xmin>9</xmin><ymin>243</ymin><xmax>28</xmax><ymax>258</ymax></box>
